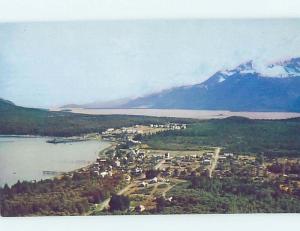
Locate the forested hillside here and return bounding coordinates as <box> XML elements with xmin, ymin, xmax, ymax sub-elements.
<box><xmin>0</xmin><ymin>99</ymin><xmax>195</xmax><ymax>136</ymax></box>
<box><xmin>143</xmin><ymin>117</ymin><xmax>300</xmax><ymax>156</ymax></box>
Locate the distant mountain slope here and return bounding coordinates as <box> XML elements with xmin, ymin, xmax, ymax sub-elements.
<box><xmin>0</xmin><ymin>98</ymin><xmax>17</xmax><ymax>109</ymax></box>
<box><xmin>61</xmin><ymin>98</ymin><xmax>131</xmax><ymax>109</ymax></box>
<box><xmin>121</xmin><ymin>58</ymin><xmax>300</xmax><ymax>112</ymax></box>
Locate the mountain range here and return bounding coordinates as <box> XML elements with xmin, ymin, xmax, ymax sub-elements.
<box><xmin>64</xmin><ymin>57</ymin><xmax>300</xmax><ymax>112</ymax></box>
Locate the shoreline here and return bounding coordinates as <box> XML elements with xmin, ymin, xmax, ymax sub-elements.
<box><xmin>51</xmin><ymin>108</ymin><xmax>300</xmax><ymax>120</ymax></box>
<box><xmin>56</xmin><ymin>140</ymin><xmax>114</xmax><ymax>177</ymax></box>
<box><xmin>0</xmin><ymin>136</ymin><xmax>112</xmax><ymax>186</ymax></box>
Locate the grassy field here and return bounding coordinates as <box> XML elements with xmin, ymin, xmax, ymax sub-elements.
<box><xmin>141</xmin><ymin>148</ymin><xmax>215</xmax><ymax>157</ymax></box>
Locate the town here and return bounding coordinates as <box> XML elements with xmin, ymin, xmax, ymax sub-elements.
<box><xmin>56</xmin><ymin>122</ymin><xmax>300</xmax><ymax>214</ymax></box>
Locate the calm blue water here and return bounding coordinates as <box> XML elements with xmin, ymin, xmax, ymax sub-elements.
<box><xmin>0</xmin><ymin>136</ymin><xmax>110</xmax><ymax>186</ymax></box>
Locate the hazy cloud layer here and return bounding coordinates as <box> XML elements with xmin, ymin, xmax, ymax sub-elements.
<box><xmin>1</xmin><ymin>19</ymin><xmax>300</xmax><ymax>107</ymax></box>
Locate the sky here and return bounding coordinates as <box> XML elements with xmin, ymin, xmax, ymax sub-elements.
<box><xmin>1</xmin><ymin>19</ymin><xmax>300</xmax><ymax>108</ymax></box>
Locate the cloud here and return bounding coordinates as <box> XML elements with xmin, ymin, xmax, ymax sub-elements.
<box><xmin>0</xmin><ymin>19</ymin><xmax>300</xmax><ymax>107</ymax></box>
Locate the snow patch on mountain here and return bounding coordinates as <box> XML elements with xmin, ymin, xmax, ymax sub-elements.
<box><xmin>219</xmin><ymin>57</ymin><xmax>300</xmax><ymax>79</ymax></box>
<box><xmin>259</xmin><ymin>57</ymin><xmax>300</xmax><ymax>77</ymax></box>
<box><xmin>218</xmin><ymin>76</ymin><xmax>226</xmax><ymax>83</ymax></box>
<box><xmin>220</xmin><ymin>70</ymin><xmax>236</xmax><ymax>76</ymax></box>
<box><xmin>257</xmin><ymin>64</ymin><xmax>290</xmax><ymax>78</ymax></box>
<box><xmin>220</xmin><ymin>60</ymin><xmax>256</xmax><ymax>77</ymax></box>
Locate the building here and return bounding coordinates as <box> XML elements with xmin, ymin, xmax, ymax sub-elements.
<box><xmin>114</xmin><ymin>160</ymin><xmax>121</xmax><ymax>167</ymax></box>
<box><xmin>108</xmin><ymin>171</ymin><xmax>113</xmax><ymax>177</ymax></box>
<box><xmin>206</xmin><ymin>152</ymin><xmax>214</xmax><ymax>157</ymax></box>
<box><xmin>150</xmin><ymin>177</ymin><xmax>158</xmax><ymax>183</ymax></box>
<box><xmin>203</xmin><ymin>159</ymin><xmax>211</xmax><ymax>165</ymax></box>
<box><xmin>135</xmin><ymin>205</ymin><xmax>145</xmax><ymax>212</ymax></box>
<box><xmin>124</xmin><ymin>174</ymin><xmax>131</xmax><ymax>182</ymax></box>
<box><xmin>100</xmin><ymin>172</ymin><xmax>108</xmax><ymax>178</ymax></box>
<box><xmin>224</xmin><ymin>153</ymin><xmax>234</xmax><ymax>157</ymax></box>
<box><xmin>140</xmin><ymin>181</ymin><xmax>148</xmax><ymax>187</ymax></box>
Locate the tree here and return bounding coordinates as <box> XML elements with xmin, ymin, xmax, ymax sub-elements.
<box><xmin>156</xmin><ymin>196</ymin><xmax>166</xmax><ymax>212</ymax></box>
<box><xmin>133</xmin><ymin>134</ymin><xmax>143</xmax><ymax>141</ymax></box>
<box><xmin>256</xmin><ymin>154</ymin><xmax>265</xmax><ymax>165</ymax></box>
<box><xmin>145</xmin><ymin>169</ymin><xmax>160</xmax><ymax>179</ymax></box>
<box><xmin>173</xmin><ymin>168</ymin><xmax>179</xmax><ymax>177</ymax></box>
<box><xmin>109</xmin><ymin>194</ymin><xmax>130</xmax><ymax>211</ymax></box>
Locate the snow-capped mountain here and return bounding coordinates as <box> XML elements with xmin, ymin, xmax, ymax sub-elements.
<box><xmin>266</xmin><ymin>57</ymin><xmax>300</xmax><ymax>77</ymax></box>
<box><xmin>203</xmin><ymin>58</ymin><xmax>300</xmax><ymax>87</ymax></box>
<box><xmin>119</xmin><ymin>57</ymin><xmax>300</xmax><ymax>112</ymax></box>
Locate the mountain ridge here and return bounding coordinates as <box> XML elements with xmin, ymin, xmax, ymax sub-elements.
<box><xmin>61</xmin><ymin>57</ymin><xmax>300</xmax><ymax>112</ymax></box>
<box><xmin>119</xmin><ymin>57</ymin><xmax>300</xmax><ymax>112</ymax></box>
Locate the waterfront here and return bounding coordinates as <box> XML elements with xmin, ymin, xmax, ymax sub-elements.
<box><xmin>0</xmin><ymin>136</ymin><xmax>110</xmax><ymax>186</ymax></box>
<box><xmin>52</xmin><ymin>108</ymin><xmax>300</xmax><ymax>120</ymax></box>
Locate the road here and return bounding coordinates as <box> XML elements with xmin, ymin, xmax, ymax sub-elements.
<box><xmin>88</xmin><ymin>148</ymin><xmax>220</xmax><ymax>214</ymax></box>
<box><xmin>161</xmin><ymin>179</ymin><xmax>186</xmax><ymax>197</ymax></box>
<box><xmin>208</xmin><ymin>147</ymin><xmax>220</xmax><ymax>178</ymax></box>
<box><xmin>87</xmin><ymin>182</ymin><xmax>135</xmax><ymax>214</ymax></box>
<box><xmin>154</xmin><ymin>159</ymin><xmax>165</xmax><ymax>170</ymax></box>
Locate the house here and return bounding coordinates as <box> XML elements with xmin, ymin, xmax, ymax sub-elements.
<box><xmin>124</xmin><ymin>174</ymin><xmax>131</xmax><ymax>182</ymax></box>
<box><xmin>149</xmin><ymin>177</ymin><xmax>158</xmax><ymax>184</ymax></box>
<box><xmin>108</xmin><ymin>171</ymin><xmax>113</xmax><ymax>177</ymax></box>
<box><xmin>279</xmin><ymin>184</ymin><xmax>291</xmax><ymax>193</ymax></box>
<box><xmin>114</xmin><ymin>160</ymin><xmax>121</xmax><ymax>167</ymax></box>
<box><xmin>93</xmin><ymin>162</ymin><xmax>100</xmax><ymax>168</ymax></box>
<box><xmin>224</xmin><ymin>153</ymin><xmax>234</xmax><ymax>157</ymax></box>
<box><xmin>203</xmin><ymin>159</ymin><xmax>211</xmax><ymax>165</ymax></box>
<box><xmin>140</xmin><ymin>181</ymin><xmax>148</xmax><ymax>187</ymax></box>
<box><xmin>128</xmin><ymin>139</ymin><xmax>141</xmax><ymax>144</ymax></box>
<box><xmin>135</xmin><ymin>205</ymin><xmax>145</xmax><ymax>212</ymax></box>
<box><xmin>206</xmin><ymin>152</ymin><xmax>214</xmax><ymax>157</ymax></box>
<box><xmin>100</xmin><ymin>171</ymin><xmax>108</xmax><ymax>178</ymax></box>
<box><xmin>166</xmin><ymin>196</ymin><xmax>173</xmax><ymax>202</ymax></box>
<box><xmin>98</xmin><ymin>159</ymin><xmax>107</xmax><ymax>163</ymax></box>
<box><xmin>132</xmin><ymin>167</ymin><xmax>143</xmax><ymax>176</ymax></box>
<box><xmin>138</xmin><ymin>152</ymin><xmax>145</xmax><ymax>159</ymax></box>
<box><xmin>218</xmin><ymin>156</ymin><xmax>226</xmax><ymax>163</ymax></box>
<box><xmin>164</xmin><ymin>152</ymin><xmax>170</xmax><ymax>159</ymax></box>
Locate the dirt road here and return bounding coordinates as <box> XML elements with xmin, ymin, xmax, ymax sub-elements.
<box><xmin>87</xmin><ymin>182</ymin><xmax>135</xmax><ymax>214</ymax></box>
<box><xmin>154</xmin><ymin>159</ymin><xmax>165</xmax><ymax>170</ymax></box>
<box><xmin>208</xmin><ymin>147</ymin><xmax>220</xmax><ymax>178</ymax></box>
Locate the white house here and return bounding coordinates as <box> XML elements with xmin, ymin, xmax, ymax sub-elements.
<box><xmin>135</xmin><ymin>205</ymin><xmax>145</xmax><ymax>212</ymax></box>
<box><xmin>150</xmin><ymin>177</ymin><xmax>158</xmax><ymax>183</ymax></box>
<box><xmin>100</xmin><ymin>172</ymin><xmax>108</xmax><ymax>178</ymax></box>
<box><xmin>114</xmin><ymin>160</ymin><xmax>121</xmax><ymax>167</ymax></box>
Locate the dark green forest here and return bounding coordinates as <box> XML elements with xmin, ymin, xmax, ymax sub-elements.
<box><xmin>143</xmin><ymin>117</ymin><xmax>300</xmax><ymax>157</ymax></box>
<box><xmin>0</xmin><ymin>173</ymin><xmax>125</xmax><ymax>216</ymax></box>
<box><xmin>158</xmin><ymin>176</ymin><xmax>300</xmax><ymax>213</ymax></box>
